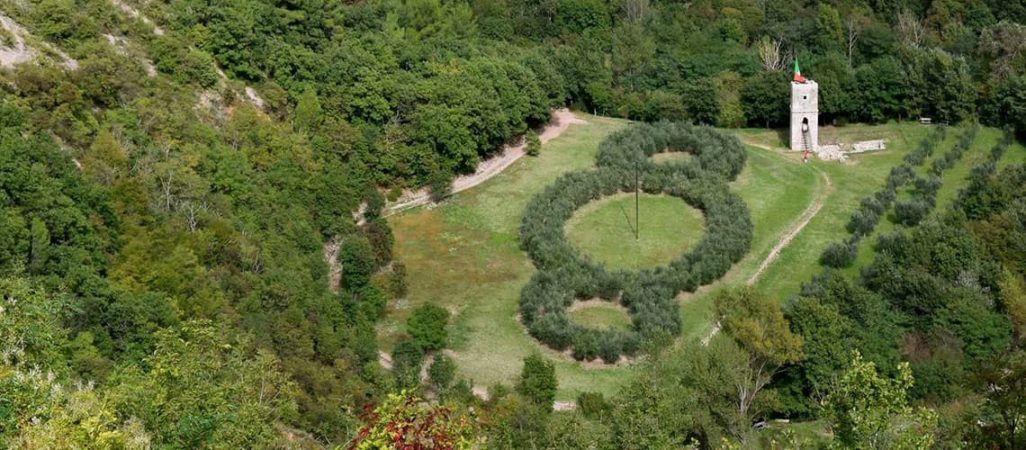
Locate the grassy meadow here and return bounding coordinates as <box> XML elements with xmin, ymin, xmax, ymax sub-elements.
<box><xmin>384</xmin><ymin>116</ymin><xmax>1021</xmax><ymax>401</ymax></box>
<box><xmin>565</xmin><ymin>193</ymin><xmax>705</xmax><ymax>271</ymax></box>
<box><xmin>568</xmin><ymin>301</ymin><xmax>633</xmax><ymax>330</ymax></box>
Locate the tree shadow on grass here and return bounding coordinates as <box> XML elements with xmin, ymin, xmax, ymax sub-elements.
<box><xmin>617</xmin><ymin>202</ymin><xmax>637</xmax><ymax>237</ymax></box>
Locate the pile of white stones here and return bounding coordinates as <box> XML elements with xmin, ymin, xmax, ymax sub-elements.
<box><xmin>816</xmin><ymin>144</ymin><xmax>846</xmax><ymax>161</ymax></box>
<box><xmin>815</xmin><ymin>140</ymin><xmax>886</xmax><ymax>161</ymax></box>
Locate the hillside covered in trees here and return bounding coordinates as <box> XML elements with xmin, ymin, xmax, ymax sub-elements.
<box><xmin>2</xmin><ymin>0</ymin><xmax>1026</xmax><ymax>448</ymax></box>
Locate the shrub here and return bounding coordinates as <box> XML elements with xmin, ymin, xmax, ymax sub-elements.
<box><xmin>357</xmin><ymin>283</ymin><xmax>388</xmax><ymax>319</ymax></box>
<box><xmin>874</xmin><ymin>188</ymin><xmax>896</xmax><ymax>206</ymax></box>
<box><xmin>525</xmin><ymin>130</ymin><xmax>541</xmax><ymax>156</ymax></box>
<box><xmin>428</xmin><ymin>170</ymin><xmax>453</xmax><ymax>202</ymax></box>
<box><xmin>386</xmin><ymin>186</ymin><xmax>402</xmax><ymax>202</ymax></box>
<box><xmin>846</xmin><ymin>208</ymin><xmax>880</xmax><ymax>236</ymax></box>
<box><xmin>914</xmin><ymin>176</ymin><xmax>942</xmax><ymax>197</ymax></box>
<box><xmin>428</xmin><ymin>353</ymin><xmax>457</xmax><ymax>389</ymax></box>
<box><xmin>389</xmin><ymin>261</ymin><xmax>408</xmax><ymax>298</ymax></box>
<box><xmin>572</xmin><ymin>330</ymin><xmax>600</xmax><ymax>361</ymax></box>
<box><xmin>528</xmin><ymin>313</ymin><xmax>575</xmax><ymax>350</ymax></box>
<box><xmin>392</xmin><ymin>340</ymin><xmax>425</xmax><ymax>388</ymax></box>
<box><xmin>820</xmin><ymin>239</ymin><xmax>858</xmax><ymax>268</ymax></box>
<box><xmin>576</xmin><ymin>392</ymin><xmax>610</xmax><ymax>419</ymax></box>
<box><xmin>340</xmin><ymin>235</ymin><xmax>376</xmax><ymax>289</ymax></box>
<box><xmin>597</xmin><ymin>331</ymin><xmax>623</xmax><ymax>363</ymax></box>
<box><xmin>885</xmin><ymin>165</ymin><xmax>916</xmax><ymax>190</ymax></box>
<box><xmin>363</xmin><ymin>218</ymin><xmax>394</xmax><ymax>268</ymax></box>
<box><xmin>893</xmin><ymin>197</ymin><xmax>933</xmax><ymax>226</ymax></box>
<box><xmin>349</xmin><ymin>392</ymin><xmax>475</xmax><ymax>449</ymax></box>
<box><xmin>364</xmin><ymin>187</ymin><xmax>385</xmax><ymax>220</ymax></box>
<box><xmin>407</xmin><ymin>305</ymin><xmax>449</xmax><ymax>351</ymax></box>
<box><xmin>517</xmin><ymin>353</ymin><xmax>557</xmax><ymax>409</ymax></box>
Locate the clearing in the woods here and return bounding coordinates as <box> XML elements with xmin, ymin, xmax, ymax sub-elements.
<box><xmin>384</xmin><ymin>116</ymin><xmax>1025</xmax><ymax>401</ymax></box>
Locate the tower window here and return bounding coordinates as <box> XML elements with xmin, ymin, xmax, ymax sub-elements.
<box><xmin>803</xmin><ymin>95</ymin><xmax>808</xmax><ymax>100</ymax></box>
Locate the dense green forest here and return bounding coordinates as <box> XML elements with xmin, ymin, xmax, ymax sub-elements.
<box><xmin>2</xmin><ymin>0</ymin><xmax>1026</xmax><ymax>448</ymax></box>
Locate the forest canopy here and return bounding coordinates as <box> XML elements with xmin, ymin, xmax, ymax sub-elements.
<box><xmin>2</xmin><ymin>0</ymin><xmax>1026</xmax><ymax>448</ymax></box>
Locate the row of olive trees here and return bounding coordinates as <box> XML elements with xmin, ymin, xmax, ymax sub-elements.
<box><xmin>518</xmin><ymin>123</ymin><xmax>751</xmax><ymax>362</ymax></box>
<box><xmin>955</xmin><ymin>127</ymin><xmax>1016</xmax><ymax>220</ymax></box>
<box><xmin>892</xmin><ymin>125</ymin><xmax>979</xmax><ymax>226</ymax></box>
<box><xmin>821</xmin><ymin>125</ymin><xmax>952</xmax><ymax>268</ymax></box>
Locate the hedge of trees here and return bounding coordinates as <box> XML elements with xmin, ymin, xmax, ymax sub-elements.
<box><xmin>821</xmin><ymin>127</ymin><xmax>944</xmax><ymax>268</ymax></box>
<box><xmin>955</xmin><ymin>127</ymin><xmax>1016</xmax><ymax>220</ymax></box>
<box><xmin>822</xmin><ymin>125</ymin><xmax>980</xmax><ymax>268</ymax></box>
<box><xmin>890</xmin><ymin>125</ymin><xmax>977</xmax><ymax>227</ymax></box>
<box><xmin>518</xmin><ymin>122</ymin><xmax>751</xmax><ymax>362</ymax></box>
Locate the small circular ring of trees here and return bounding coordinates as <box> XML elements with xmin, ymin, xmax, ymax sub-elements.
<box><xmin>518</xmin><ymin>122</ymin><xmax>752</xmax><ymax>362</ymax></box>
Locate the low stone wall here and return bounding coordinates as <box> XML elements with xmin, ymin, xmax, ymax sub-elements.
<box><xmin>851</xmin><ymin>140</ymin><xmax>886</xmax><ymax>153</ymax></box>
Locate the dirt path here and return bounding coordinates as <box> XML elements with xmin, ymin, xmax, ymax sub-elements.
<box><xmin>701</xmin><ymin>141</ymin><xmax>833</xmax><ymax>346</ymax></box>
<box><xmin>383</xmin><ymin>109</ymin><xmax>587</xmax><ymax>216</ymax></box>
<box><xmin>378</xmin><ymin>351</ymin><xmax>393</xmax><ymax>370</ymax></box>
<box><xmin>746</xmin><ymin>168</ymin><xmax>832</xmax><ymax>285</ymax></box>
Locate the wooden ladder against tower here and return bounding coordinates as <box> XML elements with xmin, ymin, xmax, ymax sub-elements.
<box><xmin>801</xmin><ymin>128</ymin><xmax>811</xmax><ymax>152</ymax></box>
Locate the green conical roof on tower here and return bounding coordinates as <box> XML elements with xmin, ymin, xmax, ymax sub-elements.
<box><xmin>792</xmin><ymin>58</ymin><xmax>806</xmax><ymax>83</ymax></box>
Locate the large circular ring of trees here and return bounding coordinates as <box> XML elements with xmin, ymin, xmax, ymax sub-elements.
<box><xmin>518</xmin><ymin>122</ymin><xmax>752</xmax><ymax>363</ymax></box>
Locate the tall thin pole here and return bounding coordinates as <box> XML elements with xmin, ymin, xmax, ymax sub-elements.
<box><xmin>635</xmin><ymin>162</ymin><xmax>639</xmax><ymax>240</ymax></box>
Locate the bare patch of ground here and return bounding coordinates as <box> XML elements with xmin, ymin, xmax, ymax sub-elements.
<box><xmin>378</xmin><ymin>350</ymin><xmax>393</xmax><ymax>370</ymax></box>
<box><xmin>110</xmin><ymin>0</ymin><xmax>165</xmax><ymax>36</ymax></box>
<box><xmin>103</xmin><ymin>33</ymin><xmax>156</xmax><ymax>76</ymax></box>
<box><xmin>553</xmin><ymin>401</ymin><xmax>576</xmax><ymax>411</ymax></box>
<box><xmin>193</xmin><ymin>90</ymin><xmax>226</xmax><ymax>121</ymax></box>
<box><xmin>0</xmin><ymin>13</ymin><xmax>77</xmax><ymax>70</ymax></box>
<box><xmin>0</xmin><ymin>14</ymin><xmax>35</xmax><ymax>68</ymax></box>
<box><xmin>244</xmin><ymin>86</ymin><xmax>265</xmax><ymax>109</ymax></box>
<box><xmin>322</xmin><ymin>236</ymin><xmax>341</xmax><ymax>293</ymax></box>
<box><xmin>471</xmin><ymin>386</ymin><xmax>490</xmax><ymax>401</ymax></box>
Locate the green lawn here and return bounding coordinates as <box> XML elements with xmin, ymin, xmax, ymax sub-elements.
<box><xmin>737</xmin><ymin>122</ymin><xmax>936</xmax><ymax>302</ymax></box>
<box><xmin>565</xmin><ymin>193</ymin><xmax>704</xmax><ymax>271</ymax></box>
<box><xmin>651</xmin><ymin>151</ymin><xmax>694</xmax><ymax>164</ymax></box>
<box><xmin>384</xmin><ymin>117</ymin><xmax>1019</xmax><ymax>401</ymax></box>
<box><xmin>567</xmin><ymin>301</ymin><xmax>632</xmax><ymax>330</ymax></box>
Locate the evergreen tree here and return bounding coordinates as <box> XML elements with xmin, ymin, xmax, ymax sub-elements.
<box><xmin>517</xmin><ymin>353</ymin><xmax>557</xmax><ymax>410</ymax></box>
<box><xmin>407</xmin><ymin>304</ymin><xmax>449</xmax><ymax>351</ymax></box>
<box><xmin>526</xmin><ymin>130</ymin><xmax>541</xmax><ymax>156</ymax></box>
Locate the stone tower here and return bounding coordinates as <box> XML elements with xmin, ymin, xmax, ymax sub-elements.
<box><xmin>789</xmin><ymin>60</ymin><xmax>818</xmax><ymax>153</ymax></box>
